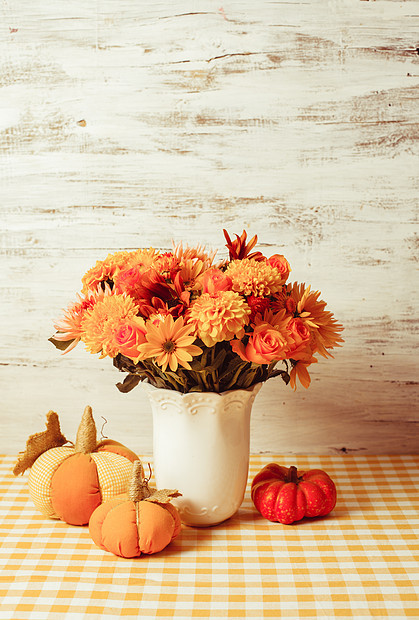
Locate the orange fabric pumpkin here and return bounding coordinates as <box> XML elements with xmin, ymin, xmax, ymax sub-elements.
<box><xmin>14</xmin><ymin>406</ymin><xmax>138</xmax><ymax>526</ymax></box>
<box><xmin>89</xmin><ymin>460</ymin><xmax>182</xmax><ymax>558</ymax></box>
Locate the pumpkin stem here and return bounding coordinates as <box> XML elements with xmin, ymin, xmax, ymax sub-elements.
<box><xmin>128</xmin><ymin>460</ymin><xmax>152</xmax><ymax>502</ymax></box>
<box><xmin>74</xmin><ymin>406</ymin><xmax>98</xmax><ymax>453</ymax></box>
<box><xmin>287</xmin><ymin>465</ymin><xmax>299</xmax><ymax>484</ymax></box>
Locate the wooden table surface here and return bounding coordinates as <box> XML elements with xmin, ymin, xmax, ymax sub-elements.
<box><xmin>1</xmin><ymin>1</ymin><xmax>418</xmax><ymax>456</ymax></box>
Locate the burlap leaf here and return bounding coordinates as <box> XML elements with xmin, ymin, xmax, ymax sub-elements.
<box><xmin>13</xmin><ymin>410</ymin><xmax>68</xmax><ymax>476</ymax></box>
<box><xmin>128</xmin><ymin>460</ymin><xmax>181</xmax><ymax>504</ymax></box>
<box><xmin>144</xmin><ymin>488</ymin><xmax>182</xmax><ymax>505</ymax></box>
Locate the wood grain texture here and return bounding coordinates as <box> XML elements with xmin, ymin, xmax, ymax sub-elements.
<box><xmin>1</xmin><ymin>0</ymin><xmax>418</xmax><ymax>456</ymax></box>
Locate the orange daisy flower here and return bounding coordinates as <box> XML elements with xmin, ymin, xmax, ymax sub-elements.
<box><xmin>139</xmin><ymin>315</ymin><xmax>202</xmax><ymax>372</ymax></box>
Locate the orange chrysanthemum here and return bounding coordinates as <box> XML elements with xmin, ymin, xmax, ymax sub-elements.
<box><xmin>139</xmin><ymin>315</ymin><xmax>202</xmax><ymax>372</ymax></box>
<box><xmin>288</xmin><ymin>283</ymin><xmax>344</xmax><ymax>357</ymax></box>
<box><xmin>53</xmin><ymin>284</ymin><xmax>112</xmax><ymax>353</ymax></box>
<box><xmin>187</xmin><ymin>290</ymin><xmax>251</xmax><ymax>347</ymax></box>
<box><xmin>81</xmin><ymin>251</ymin><xmax>129</xmax><ymax>293</ymax></box>
<box><xmin>225</xmin><ymin>259</ymin><xmax>285</xmax><ymax>297</ymax></box>
<box><xmin>81</xmin><ymin>292</ymin><xmax>139</xmax><ymax>357</ymax></box>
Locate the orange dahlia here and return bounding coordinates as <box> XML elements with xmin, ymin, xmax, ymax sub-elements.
<box><xmin>187</xmin><ymin>290</ymin><xmax>251</xmax><ymax>347</ymax></box>
<box><xmin>225</xmin><ymin>259</ymin><xmax>285</xmax><ymax>297</ymax></box>
<box><xmin>139</xmin><ymin>315</ymin><xmax>202</xmax><ymax>372</ymax></box>
<box><xmin>81</xmin><ymin>292</ymin><xmax>139</xmax><ymax>357</ymax></box>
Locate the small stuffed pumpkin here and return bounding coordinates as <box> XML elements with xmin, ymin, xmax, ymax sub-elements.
<box><xmin>13</xmin><ymin>406</ymin><xmax>138</xmax><ymax>526</ymax></box>
<box><xmin>89</xmin><ymin>459</ymin><xmax>181</xmax><ymax>558</ymax></box>
<box><xmin>251</xmin><ymin>463</ymin><xmax>337</xmax><ymax>525</ymax></box>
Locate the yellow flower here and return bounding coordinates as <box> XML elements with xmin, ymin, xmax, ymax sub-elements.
<box><xmin>225</xmin><ymin>258</ymin><xmax>285</xmax><ymax>297</ymax></box>
<box><xmin>187</xmin><ymin>290</ymin><xmax>251</xmax><ymax>347</ymax></box>
<box><xmin>288</xmin><ymin>282</ymin><xmax>344</xmax><ymax>357</ymax></box>
<box><xmin>139</xmin><ymin>315</ymin><xmax>202</xmax><ymax>372</ymax></box>
<box><xmin>81</xmin><ymin>292</ymin><xmax>139</xmax><ymax>357</ymax></box>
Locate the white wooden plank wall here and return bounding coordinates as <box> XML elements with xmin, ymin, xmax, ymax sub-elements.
<box><xmin>1</xmin><ymin>1</ymin><xmax>418</xmax><ymax>456</ymax></box>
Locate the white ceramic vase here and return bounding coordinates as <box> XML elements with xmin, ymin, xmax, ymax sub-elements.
<box><xmin>142</xmin><ymin>381</ymin><xmax>263</xmax><ymax>527</ymax></box>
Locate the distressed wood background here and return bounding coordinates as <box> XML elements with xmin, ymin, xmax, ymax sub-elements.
<box><xmin>1</xmin><ymin>0</ymin><xmax>418</xmax><ymax>456</ymax></box>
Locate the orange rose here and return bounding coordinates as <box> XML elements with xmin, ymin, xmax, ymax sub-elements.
<box><xmin>113</xmin><ymin>316</ymin><xmax>147</xmax><ymax>362</ymax></box>
<box><xmin>231</xmin><ymin>323</ymin><xmax>289</xmax><ymax>365</ymax></box>
<box><xmin>113</xmin><ymin>266</ymin><xmax>142</xmax><ymax>295</ymax></box>
<box><xmin>285</xmin><ymin>318</ymin><xmax>314</xmax><ymax>361</ymax></box>
<box><xmin>266</xmin><ymin>254</ymin><xmax>291</xmax><ymax>284</ymax></box>
<box><xmin>200</xmin><ymin>268</ymin><xmax>232</xmax><ymax>295</ymax></box>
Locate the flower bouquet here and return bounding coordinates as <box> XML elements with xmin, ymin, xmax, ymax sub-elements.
<box><xmin>50</xmin><ymin>230</ymin><xmax>343</xmax><ymax>394</ymax></box>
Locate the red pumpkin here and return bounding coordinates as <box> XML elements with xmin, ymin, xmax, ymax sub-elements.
<box><xmin>251</xmin><ymin>463</ymin><xmax>337</xmax><ymax>525</ymax></box>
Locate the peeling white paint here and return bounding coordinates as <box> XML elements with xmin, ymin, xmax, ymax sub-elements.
<box><xmin>1</xmin><ymin>1</ymin><xmax>418</xmax><ymax>455</ymax></box>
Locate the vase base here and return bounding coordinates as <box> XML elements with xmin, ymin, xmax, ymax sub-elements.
<box><xmin>174</xmin><ymin>498</ymin><xmax>241</xmax><ymax>527</ymax></box>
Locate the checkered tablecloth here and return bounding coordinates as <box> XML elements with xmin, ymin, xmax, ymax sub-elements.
<box><xmin>0</xmin><ymin>454</ymin><xmax>418</xmax><ymax>619</ymax></box>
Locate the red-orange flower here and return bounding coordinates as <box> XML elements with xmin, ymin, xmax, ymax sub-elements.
<box><xmin>139</xmin><ymin>315</ymin><xmax>202</xmax><ymax>372</ymax></box>
<box><xmin>223</xmin><ymin>230</ymin><xmax>265</xmax><ymax>261</ymax></box>
<box><xmin>246</xmin><ymin>295</ymin><xmax>271</xmax><ymax>321</ymax></box>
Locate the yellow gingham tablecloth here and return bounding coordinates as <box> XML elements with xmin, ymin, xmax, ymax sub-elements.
<box><xmin>0</xmin><ymin>454</ymin><xmax>418</xmax><ymax>619</ymax></box>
